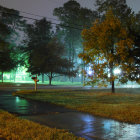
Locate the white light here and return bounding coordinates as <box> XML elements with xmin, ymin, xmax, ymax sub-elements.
<box><xmin>114</xmin><ymin>68</ymin><xmax>121</xmax><ymax>74</ymax></box>
<box><xmin>88</xmin><ymin>70</ymin><xmax>92</xmax><ymax>75</ymax></box>
<box><xmin>16</xmin><ymin>97</ymin><xmax>20</xmax><ymax>103</ymax></box>
<box><xmin>87</xmin><ymin>66</ymin><xmax>93</xmax><ymax>75</ymax></box>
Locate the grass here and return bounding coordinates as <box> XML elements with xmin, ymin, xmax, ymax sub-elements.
<box><xmin>0</xmin><ymin>110</ymin><xmax>84</xmax><ymax>140</ymax></box>
<box><xmin>14</xmin><ymin>89</ymin><xmax>140</xmax><ymax>124</ymax></box>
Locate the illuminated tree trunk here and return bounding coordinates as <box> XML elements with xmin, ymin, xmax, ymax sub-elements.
<box><xmin>71</xmin><ymin>34</ymin><xmax>75</xmax><ymax>83</ymax></box>
<box><xmin>68</xmin><ymin>42</ymin><xmax>73</xmax><ymax>83</ymax></box>
<box><xmin>111</xmin><ymin>67</ymin><xmax>115</xmax><ymax>93</ymax></box>
<box><xmin>1</xmin><ymin>71</ymin><xmax>3</xmax><ymax>83</ymax></box>
<box><xmin>42</xmin><ymin>73</ymin><xmax>44</xmax><ymax>83</ymax></box>
<box><xmin>10</xmin><ymin>74</ymin><xmax>12</xmax><ymax>81</ymax></box>
<box><xmin>110</xmin><ymin>63</ymin><xmax>115</xmax><ymax>93</ymax></box>
<box><xmin>111</xmin><ymin>48</ymin><xmax>115</xmax><ymax>93</ymax></box>
<box><xmin>81</xmin><ymin>48</ymin><xmax>85</xmax><ymax>86</ymax></box>
<box><xmin>71</xmin><ymin>47</ymin><xmax>74</xmax><ymax>83</ymax></box>
<box><xmin>13</xmin><ymin>71</ymin><xmax>16</xmax><ymax>82</ymax></box>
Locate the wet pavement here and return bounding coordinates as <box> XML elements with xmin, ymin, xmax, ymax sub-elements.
<box><xmin>0</xmin><ymin>89</ymin><xmax>140</xmax><ymax>140</ymax></box>
<box><xmin>0</xmin><ymin>90</ymin><xmax>76</xmax><ymax>115</ymax></box>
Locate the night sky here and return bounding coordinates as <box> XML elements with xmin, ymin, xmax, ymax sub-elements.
<box><xmin>0</xmin><ymin>0</ymin><xmax>140</xmax><ymax>20</ymax></box>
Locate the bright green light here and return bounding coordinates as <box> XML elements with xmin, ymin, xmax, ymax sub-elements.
<box><xmin>16</xmin><ymin>96</ymin><xmax>20</xmax><ymax>103</ymax></box>
<box><xmin>3</xmin><ymin>66</ymin><xmax>31</xmax><ymax>82</ymax></box>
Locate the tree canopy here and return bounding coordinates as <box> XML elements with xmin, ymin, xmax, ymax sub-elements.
<box><xmin>95</xmin><ymin>0</ymin><xmax>132</xmax><ymax>21</ymax></box>
<box><xmin>25</xmin><ymin>18</ymin><xmax>76</xmax><ymax>85</ymax></box>
<box><xmin>28</xmin><ymin>38</ymin><xmax>76</xmax><ymax>85</ymax></box>
<box><xmin>0</xmin><ymin>20</ymin><xmax>16</xmax><ymax>82</ymax></box>
<box><xmin>53</xmin><ymin>0</ymin><xmax>98</xmax><ymax>62</ymax></box>
<box><xmin>79</xmin><ymin>10</ymin><xmax>134</xmax><ymax>92</ymax></box>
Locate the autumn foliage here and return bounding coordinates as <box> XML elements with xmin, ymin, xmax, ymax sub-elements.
<box><xmin>79</xmin><ymin>10</ymin><xmax>134</xmax><ymax>92</ymax></box>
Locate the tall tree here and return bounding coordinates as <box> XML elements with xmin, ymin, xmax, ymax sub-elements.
<box><xmin>54</xmin><ymin>0</ymin><xmax>98</xmax><ymax>83</ymax></box>
<box><xmin>95</xmin><ymin>0</ymin><xmax>132</xmax><ymax>21</ymax></box>
<box><xmin>53</xmin><ymin>0</ymin><xmax>97</xmax><ymax>63</ymax></box>
<box><xmin>54</xmin><ymin>0</ymin><xmax>81</xmax><ymax>63</ymax></box>
<box><xmin>24</xmin><ymin>18</ymin><xmax>52</xmax><ymax>82</ymax></box>
<box><xmin>0</xmin><ymin>6</ymin><xmax>26</xmax><ymax>37</ymax></box>
<box><xmin>79</xmin><ymin>10</ymin><xmax>134</xmax><ymax>93</ymax></box>
<box><xmin>0</xmin><ymin>42</ymin><xmax>16</xmax><ymax>82</ymax></box>
<box><xmin>127</xmin><ymin>12</ymin><xmax>140</xmax><ymax>83</ymax></box>
<box><xmin>0</xmin><ymin>6</ymin><xmax>27</xmax><ymax>81</ymax></box>
<box><xmin>0</xmin><ymin>21</ymin><xmax>16</xmax><ymax>82</ymax></box>
<box><xmin>95</xmin><ymin>0</ymin><xmax>140</xmax><ymax>85</ymax></box>
<box><xmin>25</xmin><ymin>18</ymin><xmax>52</xmax><ymax>49</ymax></box>
<box><xmin>28</xmin><ymin>38</ymin><xmax>76</xmax><ymax>85</ymax></box>
<box><xmin>25</xmin><ymin>18</ymin><xmax>76</xmax><ymax>84</ymax></box>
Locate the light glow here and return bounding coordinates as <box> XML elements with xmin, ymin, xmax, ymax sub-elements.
<box><xmin>114</xmin><ymin>68</ymin><xmax>121</xmax><ymax>75</ymax></box>
<box><xmin>88</xmin><ymin>69</ymin><xmax>92</xmax><ymax>75</ymax></box>
<box><xmin>87</xmin><ymin>66</ymin><xmax>93</xmax><ymax>76</ymax></box>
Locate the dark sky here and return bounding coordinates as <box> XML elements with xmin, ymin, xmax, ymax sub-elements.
<box><xmin>0</xmin><ymin>0</ymin><xmax>140</xmax><ymax>20</ymax></box>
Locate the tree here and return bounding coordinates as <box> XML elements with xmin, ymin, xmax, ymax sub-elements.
<box><xmin>25</xmin><ymin>18</ymin><xmax>52</xmax><ymax>49</ymax></box>
<box><xmin>23</xmin><ymin>18</ymin><xmax>52</xmax><ymax>82</ymax></box>
<box><xmin>53</xmin><ymin>0</ymin><xmax>81</xmax><ymax>63</ymax></box>
<box><xmin>0</xmin><ymin>22</ymin><xmax>16</xmax><ymax>82</ymax></box>
<box><xmin>0</xmin><ymin>6</ymin><xmax>27</xmax><ymax>81</ymax></box>
<box><xmin>79</xmin><ymin>10</ymin><xmax>134</xmax><ymax>93</ymax></box>
<box><xmin>28</xmin><ymin>38</ymin><xmax>76</xmax><ymax>85</ymax></box>
<box><xmin>95</xmin><ymin>0</ymin><xmax>132</xmax><ymax>21</ymax></box>
<box><xmin>0</xmin><ymin>6</ymin><xmax>26</xmax><ymax>38</ymax></box>
<box><xmin>53</xmin><ymin>0</ymin><xmax>98</xmax><ymax>62</ymax></box>
<box><xmin>24</xmin><ymin>18</ymin><xmax>76</xmax><ymax>85</ymax></box>
<box><xmin>126</xmin><ymin>12</ymin><xmax>140</xmax><ymax>83</ymax></box>
<box><xmin>95</xmin><ymin>0</ymin><xmax>140</xmax><ymax>85</ymax></box>
<box><xmin>0</xmin><ymin>42</ymin><xmax>16</xmax><ymax>82</ymax></box>
<box><xmin>54</xmin><ymin>0</ymin><xmax>98</xmax><ymax>83</ymax></box>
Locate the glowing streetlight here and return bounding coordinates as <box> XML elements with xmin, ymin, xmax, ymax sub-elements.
<box><xmin>114</xmin><ymin>68</ymin><xmax>121</xmax><ymax>75</ymax></box>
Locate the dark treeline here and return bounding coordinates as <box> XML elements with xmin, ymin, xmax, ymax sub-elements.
<box><xmin>0</xmin><ymin>0</ymin><xmax>140</xmax><ymax>86</ymax></box>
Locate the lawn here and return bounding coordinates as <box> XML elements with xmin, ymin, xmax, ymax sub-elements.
<box><xmin>0</xmin><ymin>110</ymin><xmax>84</xmax><ymax>140</ymax></box>
<box><xmin>14</xmin><ymin>89</ymin><xmax>140</xmax><ymax>124</ymax></box>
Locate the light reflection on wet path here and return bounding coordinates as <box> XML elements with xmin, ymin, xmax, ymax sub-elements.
<box><xmin>0</xmin><ymin>90</ymin><xmax>140</xmax><ymax>140</ymax></box>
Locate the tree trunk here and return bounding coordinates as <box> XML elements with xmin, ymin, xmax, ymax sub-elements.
<box><xmin>110</xmin><ymin>48</ymin><xmax>115</xmax><ymax>93</ymax></box>
<box><xmin>49</xmin><ymin>72</ymin><xmax>52</xmax><ymax>86</ymax></box>
<box><xmin>68</xmin><ymin>43</ymin><xmax>72</xmax><ymax>61</ymax></box>
<box><xmin>2</xmin><ymin>72</ymin><xmax>3</xmax><ymax>83</ymax></box>
<box><xmin>110</xmin><ymin>66</ymin><xmax>115</xmax><ymax>93</ymax></box>
<box><xmin>13</xmin><ymin>71</ymin><xmax>16</xmax><ymax>82</ymax></box>
<box><xmin>49</xmin><ymin>77</ymin><xmax>52</xmax><ymax>85</ymax></box>
<box><xmin>10</xmin><ymin>74</ymin><xmax>11</xmax><ymax>81</ymax></box>
<box><xmin>81</xmin><ymin>48</ymin><xmax>85</xmax><ymax>86</ymax></box>
<box><xmin>111</xmin><ymin>80</ymin><xmax>115</xmax><ymax>93</ymax></box>
<box><xmin>42</xmin><ymin>73</ymin><xmax>44</xmax><ymax>83</ymax></box>
<box><xmin>71</xmin><ymin>39</ymin><xmax>75</xmax><ymax>83</ymax></box>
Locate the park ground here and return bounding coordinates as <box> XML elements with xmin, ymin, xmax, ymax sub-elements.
<box><xmin>12</xmin><ymin>83</ymin><xmax>140</xmax><ymax>124</ymax></box>
<box><xmin>1</xmin><ymin>82</ymin><xmax>140</xmax><ymax>140</ymax></box>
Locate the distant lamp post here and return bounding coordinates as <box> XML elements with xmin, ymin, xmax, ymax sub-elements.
<box><xmin>31</xmin><ymin>75</ymin><xmax>39</xmax><ymax>91</ymax></box>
